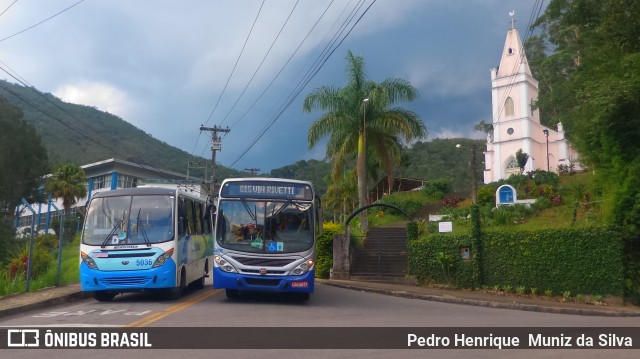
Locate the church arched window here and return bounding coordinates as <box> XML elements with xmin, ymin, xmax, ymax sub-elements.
<box><xmin>505</xmin><ymin>157</ymin><xmax>520</xmax><ymax>178</ymax></box>
<box><xmin>505</xmin><ymin>97</ymin><xmax>514</xmax><ymax>117</ymax></box>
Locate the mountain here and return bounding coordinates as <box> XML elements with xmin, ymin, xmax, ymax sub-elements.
<box><xmin>0</xmin><ymin>80</ymin><xmax>243</xmax><ymax>180</ymax></box>
<box><xmin>0</xmin><ymin>80</ymin><xmax>486</xmax><ymax>199</ymax></box>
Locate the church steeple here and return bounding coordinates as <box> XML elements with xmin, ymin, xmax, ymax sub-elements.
<box><xmin>496</xmin><ymin>26</ymin><xmax>532</xmax><ymax>78</ymax></box>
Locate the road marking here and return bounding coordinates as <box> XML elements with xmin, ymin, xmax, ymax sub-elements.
<box><xmin>126</xmin><ymin>289</ymin><xmax>221</xmax><ymax>327</ymax></box>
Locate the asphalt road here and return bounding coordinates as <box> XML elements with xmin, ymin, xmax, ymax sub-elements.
<box><xmin>1</xmin><ymin>278</ymin><xmax>639</xmax><ymax>358</ymax></box>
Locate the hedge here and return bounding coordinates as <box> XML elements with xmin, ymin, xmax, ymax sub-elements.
<box><xmin>409</xmin><ymin>227</ymin><xmax>625</xmax><ymax>296</ymax></box>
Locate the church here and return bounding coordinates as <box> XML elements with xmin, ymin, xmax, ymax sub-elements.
<box><xmin>483</xmin><ymin>23</ymin><xmax>581</xmax><ymax>184</ymax></box>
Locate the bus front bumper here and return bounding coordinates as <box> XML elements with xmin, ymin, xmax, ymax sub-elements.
<box><xmin>80</xmin><ymin>259</ymin><xmax>177</xmax><ymax>292</ymax></box>
<box><xmin>213</xmin><ymin>267</ymin><xmax>314</xmax><ymax>293</ymax></box>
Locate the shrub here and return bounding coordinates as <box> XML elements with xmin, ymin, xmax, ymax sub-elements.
<box><xmin>421</xmin><ymin>179</ymin><xmax>452</xmax><ymax>200</ymax></box>
<box><xmin>314</xmin><ymin>223</ymin><xmax>337</xmax><ymax>279</ymax></box>
<box><xmin>6</xmin><ymin>245</ymin><xmax>54</xmax><ymax>280</ymax></box>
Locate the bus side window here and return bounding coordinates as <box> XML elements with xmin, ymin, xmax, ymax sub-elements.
<box><xmin>178</xmin><ymin>198</ymin><xmax>187</xmax><ymax>235</ymax></box>
<box><xmin>193</xmin><ymin>201</ymin><xmax>202</xmax><ymax>235</ymax></box>
<box><xmin>186</xmin><ymin>199</ymin><xmax>196</xmax><ymax>235</ymax></box>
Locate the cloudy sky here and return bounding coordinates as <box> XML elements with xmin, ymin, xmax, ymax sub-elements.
<box><xmin>0</xmin><ymin>0</ymin><xmax>543</xmax><ymax>173</ymax></box>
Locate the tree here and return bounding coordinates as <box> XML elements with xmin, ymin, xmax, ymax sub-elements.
<box><xmin>303</xmin><ymin>50</ymin><xmax>427</xmax><ymax>210</ymax></box>
<box><xmin>45</xmin><ymin>164</ymin><xmax>87</xmax><ymax>216</ymax></box>
<box><xmin>515</xmin><ymin>149</ymin><xmax>529</xmax><ymax>174</ymax></box>
<box><xmin>0</xmin><ymin>96</ymin><xmax>48</xmax><ymax>267</ymax></box>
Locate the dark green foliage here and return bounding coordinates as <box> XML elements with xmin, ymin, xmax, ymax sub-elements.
<box><xmin>35</xmin><ymin>234</ymin><xmax>59</xmax><ymax>253</ymax></box>
<box><xmin>315</xmin><ymin>226</ymin><xmax>336</xmax><ymax>279</ymax></box>
<box><xmin>406</xmin><ymin>222</ymin><xmax>418</xmax><ymax>241</ymax></box>
<box><xmin>0</xmin><ymin>96</ymin><xmax>49</xmax><ymax>215</ymax></box>
<box><xmin>397</xmin><ymin>138</ymin><xmax>485</xmax><ymax>200</ymax></box>
<box><xmin>6</xmin><ymin>244</ymin><xmax>54</xmax><ymax>280</ymax></box>
<box><xmin>482</xmin><ymin>228</ymin><xmax>624</xmax><ymax>296</ymax></box>
<box><xmin>270</xmin><ymin>159</ymin><xmax>332</xmax><ymax>196</ymax></box>
<box><xmin>409</xmin><ymin>227</ymin><xmax>625</xmax><ymax>296</ymax></box>
<box><xmin>477</xmin><ymin>183</ymin><xmax>498</xmax><ymax>207</ymax></box>
<box><xmin>408</xmin><ymin>233</ymin><xmax>474</xmax><ymax>287</ymax></box>
<box><xmin>515</xmin><ymin>149</ymin><xmax>529</xmax><ymax>173</ymax></box>
<box><xmin>377</xmin><ymin>195</ymin><xmax>423</xmax><ymax>216</ymax></box>
<box><xmin>0</xmin><ymin>81</ymin><xmax>243</xmax><ymax>181</ymax></box>
<box><xmin>421</xmin><ymin>178</ymin><xmax>451</xmax><ymax>200</ymax></box>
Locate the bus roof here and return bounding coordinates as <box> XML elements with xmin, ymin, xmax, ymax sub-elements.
<box><xmin>91</xmin><ymin>186</ymin><xmax>206</xmax><ymax>199</ymax></box>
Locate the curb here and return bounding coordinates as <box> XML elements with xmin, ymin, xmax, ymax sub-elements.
<box><xmin>321</xmin><ymin>281</ymin><xmax>640</xmax><ymax>317</ymax></box>
<box><xmin>0</xmin><ymin>291</ymin><xmax>92</xmax><ymax>319</ymax></box>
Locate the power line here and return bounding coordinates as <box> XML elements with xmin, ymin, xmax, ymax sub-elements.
<box><xmin>0</xmin><ymin>0</ymin><xmax>86</xmax><ymax>42</ymax></box>
<box><xmin>229</xmin><ymin>0</ymin><xmax>377</xmax><ymax>167</ymax></box>
<box><xmin>0</xmin><ymin>0</ymin><xmax>19</xmax><ymax>18</ymax></box>
<box><xmin>191</xmin><ymin>0</ymin><xmax>266</xmax><ymax>156</ymax></box>
<box><xmin>0</xmin><ymin>68</ymin><xmax>205</xmax><ymax>191</ymax></box>
<box><xmin>225</xmin><ymin>0</ymin><xmax>341</xmax><ymax>131</ymax></box>
<box><xmin>228</xmin><ymin>0</ymin><xmax>368</xmax><ymax>165</ymax></box>
<box><xmin>218</xmin><ymin>0</ymin><xmax>301</xmax><ymax>127</ymax></box>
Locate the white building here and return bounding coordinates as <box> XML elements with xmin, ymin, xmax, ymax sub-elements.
<box><xmin>483</xmin><ymin>24</ymin><xmax>581</xmax><ymax>183</ymax></box>
<box><xmin>15</xmin><ymin>158</ymin><xmax>208</xmax><ymax>236</ymax></box>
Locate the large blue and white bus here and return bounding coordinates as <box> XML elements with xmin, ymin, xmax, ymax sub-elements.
<box><xmin>80</xmin><ymin>186</ymin><xmax>214</xmax><ymax>301</ymax></box>
<box><xmin>213</xmin><ymin>178</ymin><xmax>322</xmax><ymax>300</ymax></box>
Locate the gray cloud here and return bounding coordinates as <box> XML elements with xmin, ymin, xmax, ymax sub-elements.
<box><xmin>0</xmin><ymin>0</ymin><xmax>541</xmax><ymax>172</ymax></box>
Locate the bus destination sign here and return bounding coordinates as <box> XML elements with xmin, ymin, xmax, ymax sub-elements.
<box><xmin>222</xmin><ymin>181</ymin><xmax>312</xmax><ymax>200</ymax></box>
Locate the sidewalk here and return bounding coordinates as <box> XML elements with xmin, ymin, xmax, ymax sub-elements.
<box><xmin>1</xmin><ymin>280</ymin><xmax>639</xmax><ymax>319</ymax></box>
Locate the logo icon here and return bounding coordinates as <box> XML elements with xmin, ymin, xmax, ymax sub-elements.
<box><xmin>259</xmin><ymin>268</ymin><xmax>267</xmax><ymax>275</ymax></box>
<box><xmin>7</xmin><ymin>329</ymin><xmax>39</xmax><ymax>347</ymax></box>
<box><xmin>122</xmin><ymin>261</ymin><xmax>130</xmax><ymax>265</ymax></box>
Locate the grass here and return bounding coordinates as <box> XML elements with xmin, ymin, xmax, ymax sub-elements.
<box><xmin>0</xmin><ymin>235</ymin><xmax>80</xmax><ymax>297</ymax></box>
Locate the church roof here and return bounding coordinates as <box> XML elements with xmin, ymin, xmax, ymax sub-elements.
<box><xmin>497</xmin><ymin>28</ymin><xmax>532</xmax><ymax>78</ymax></box>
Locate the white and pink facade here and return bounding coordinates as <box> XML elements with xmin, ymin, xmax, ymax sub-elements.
<box><xmin>483</xmin><ymin>26</ymin><xmax>581</xmax><ymax>184</ymax></box>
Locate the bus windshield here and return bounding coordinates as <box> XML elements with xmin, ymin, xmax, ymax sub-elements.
<box><xmin>83</xmin><ymin>195</ymin><xmax>174</xmax><ymax>246</ymax></box>
<box><xmin>216</xmin><ymin>199</ymin><xmax>313</xmax><ymax>254</ymax></box>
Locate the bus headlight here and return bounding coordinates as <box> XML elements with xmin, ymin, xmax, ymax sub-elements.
<box><xmin>290</xmin><ymin>259</ymin><xmax>314</xmax><ymax>276</ymax></box>
<box><xmin>152</xmin><ymin>248</ymin><xmax>174</xmax><ymax>268</ymax></box>
<box><xmin>215</xmin><ymin>255</ymin><xmax>237</xmax><ymax>273</ymax></box>
<box><xmin>81</xmin><ymin>251</ymin><xmax>98</xmax><ymax>269</ymax></box>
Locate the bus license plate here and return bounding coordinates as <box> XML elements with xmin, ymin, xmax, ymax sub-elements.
<box><xmin>291</xmin><ymin>281</ymin><xmax>308</xmax><ymax>288</ymax></box>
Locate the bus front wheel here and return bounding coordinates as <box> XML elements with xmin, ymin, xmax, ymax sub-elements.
<box><xmin>94</xmin><ymin>291</ymin><xmax>116</xmax><ymax>302</ymax></box>
<box><xmin>166</xmin><ymin>270</ymin><xmax>186</xmax><ymax>300</ymax></box>
<box><xmin>225</xmin><ymin>289</ymin><xmax>240</xmax><ymax>299</ymax></box>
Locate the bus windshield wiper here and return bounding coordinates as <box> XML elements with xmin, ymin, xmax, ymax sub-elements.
<box><xmin>135</xmin><ymin>208</ymin><xmax>152</xmax><ymax>247</ymax></box>
<box><xmin>101</xmin><ymin>219</ymin><xmax>124</xmax><ymax>248</ymax></box>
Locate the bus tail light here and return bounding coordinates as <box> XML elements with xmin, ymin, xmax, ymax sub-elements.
<box><xmin>214</xmin><ymin>255</ymin><xmax>237</xmax><ymax>273</ymax></box>
<box><xmin>81</xmin><ymin>251</ymin><xmax>98</xmax><ymax>269</ymax></box>
<box><xmin>152</xmin><ymin>248</ymin><xmax>174</xmax><ymax>268</ymax></box>
<box><xmin>291</xmin><ymin>259</ymin><xmax>314</xmax><ymax>275</ymax></box>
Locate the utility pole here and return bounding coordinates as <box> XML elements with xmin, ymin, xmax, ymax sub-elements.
<box><xmin>471</xmin><ymin>144</ymin><xmax>478</xmax><ymax>204</ymax></box>
<box><xmin>200</xmin><ymin>125</ymin><xmax>230</xmax><ymax>193</ymax></box>
<box><xmin>244</xmin><ymin>168</ymin><xmax>260</xmax><ymax>176</ymax></box>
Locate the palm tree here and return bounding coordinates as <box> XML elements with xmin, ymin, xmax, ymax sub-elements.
<box><xmin>304</xmin><ymin>50</ymin><xmax>427</xmax><ymax>210</ymax></box>
<box><xmin>45</xmin><ymin>164</ymin><xmax>87</xmax><ymax>217</ymax></box>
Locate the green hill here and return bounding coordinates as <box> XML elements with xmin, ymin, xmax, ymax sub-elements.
<box><xmin>0</xmin><ymin>80</ymin><xmax>487</xmax><ymax>197</ymax></box>
<box><xmin>0</xmin><ymin>80</ymin><xmax>243</xmax><ymax>180</ymax></box>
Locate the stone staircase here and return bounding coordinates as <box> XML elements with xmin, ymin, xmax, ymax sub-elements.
<box><xmin>350</xmin><ymin>226</ymin><xmax>415</xmax><ymax>284</ymax></box>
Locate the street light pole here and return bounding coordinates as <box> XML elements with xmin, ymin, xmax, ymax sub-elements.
<box><xmin>543</xmin><ymin>129</ymin><xmax>550</xmax><ymax>172</ymax></box>
<box><xmin>456</xmin><ymin>143</ymin><xmax>478</xmax><ymax>204</ymax></box>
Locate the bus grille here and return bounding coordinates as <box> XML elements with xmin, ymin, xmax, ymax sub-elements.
<box><xmin>231</xmin><ymin>256</ymin><xmax>297</xmax><ymax>267</ymax></box>
<box><xmin>245</xmin><ymin>278</ymin><xmax>282</xmax><ymax>287</ymax></box>
<box><xmin>100</xmin><ymin>276</ymin><xmax>150</xmax><ymax>286</ymax></box>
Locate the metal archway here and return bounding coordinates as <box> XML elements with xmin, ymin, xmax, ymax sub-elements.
<box><xmin>344</xmin><ymin>203</ymin><xmax>414</xmax><ymax>225</ymax></box>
